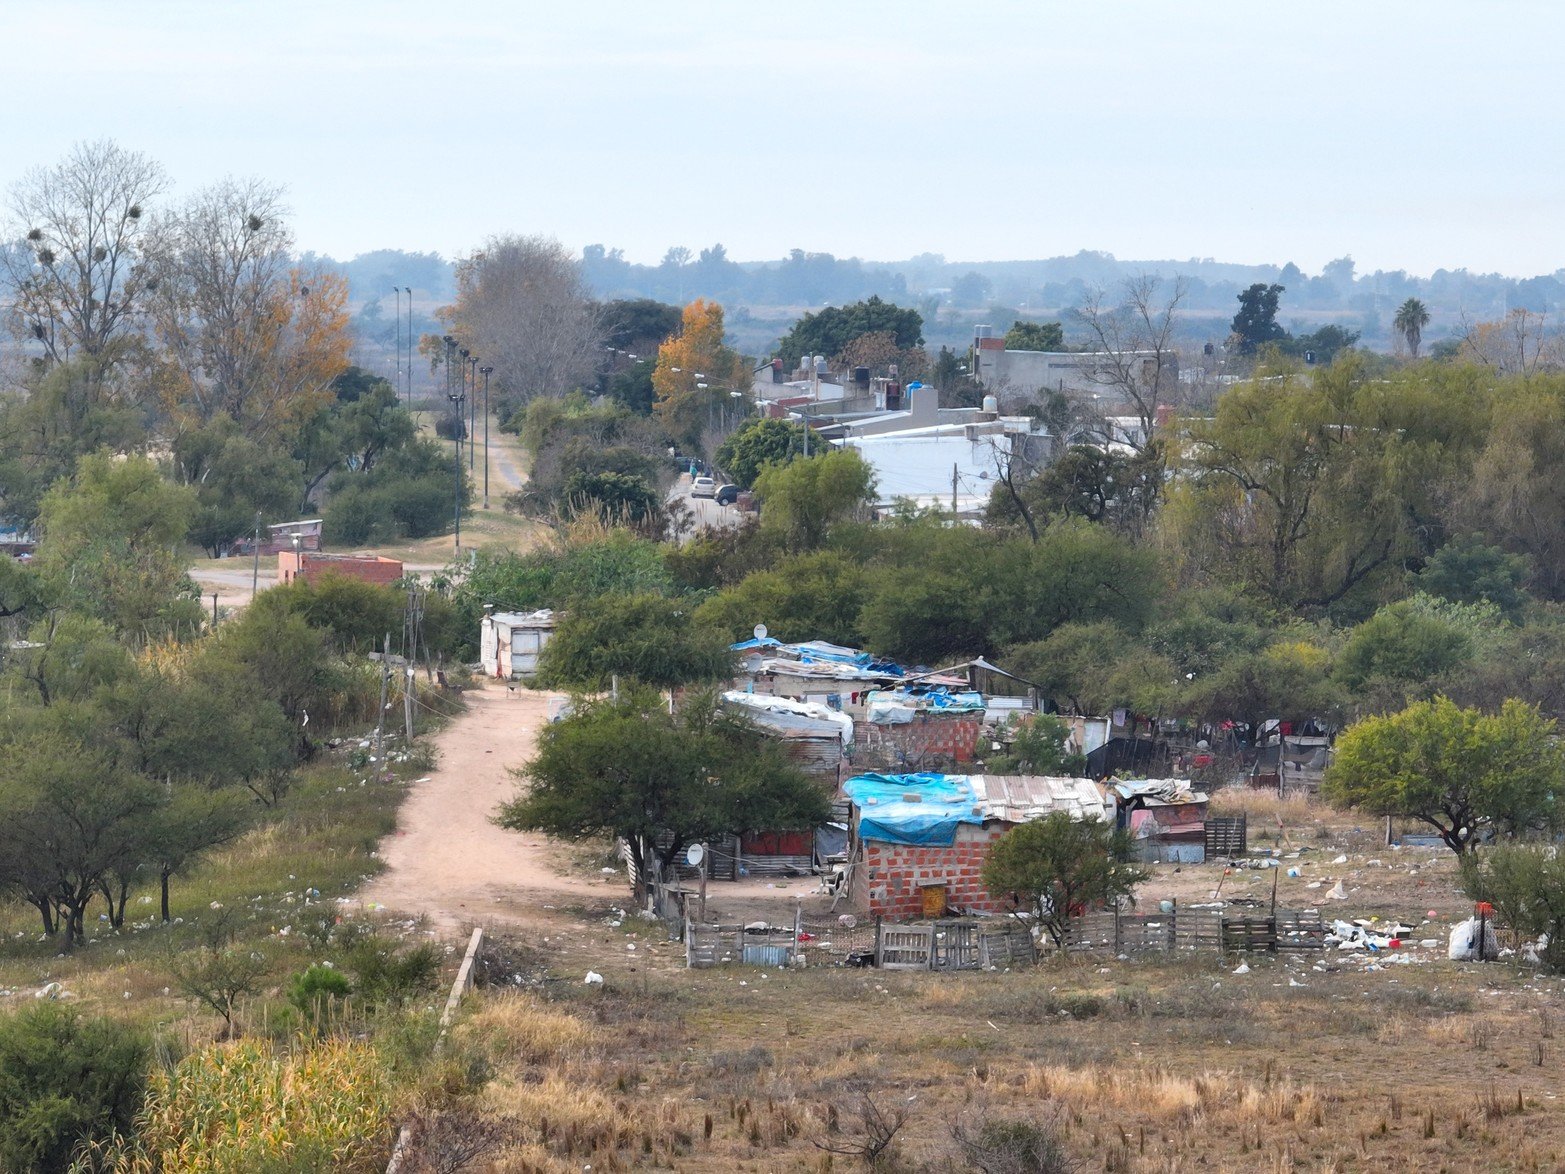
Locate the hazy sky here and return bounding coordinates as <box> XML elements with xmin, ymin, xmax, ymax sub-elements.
<box><xmin>3</xmin><ymin>0</ymin><xmax>1561</xmax><ymax>277</ymax></box>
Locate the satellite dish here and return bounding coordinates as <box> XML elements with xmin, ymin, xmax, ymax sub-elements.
<box><xmin>685</xmin><ymin>844</ymin><xmax>705</xmax><ymax>867</ymax></box>
<box><xmin>753</xmin><ymin>623</ymin><xmax>768</xmax><ymax>641</ymax></box>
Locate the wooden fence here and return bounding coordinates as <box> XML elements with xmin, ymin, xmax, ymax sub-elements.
<box><xmin>687</xmin><ymin>915</ymin><xmax>1035</xmax><ymax>971</ymax></box>
<box><xmin>1204</xmin><ymin>815</ymin><xmax>1248</xmax><ymax>858</ymax></box>
<box><xmin>1066</xmin><ymin>902</ymin><xmax>1323</xmax><ymax>959</ymax></box>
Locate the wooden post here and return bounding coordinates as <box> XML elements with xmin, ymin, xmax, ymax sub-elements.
<box><xmin>792</xmin><ymin>902</ymin><xmax>803</xmax><ymax>967</ymax></box>
<box><xmin>874</xmin><ymin>916</ymin><xmax>884</xmax><ymax>968</ymax></box>
<box><xmin>374</xmin><ymin>634</ymin><xmax>391</xmax><ymax>766</ymax></box>
<box><xmin>404</xmin><ymin>664</ymin><xmax>415</xmax><ymax>743</ymax></box>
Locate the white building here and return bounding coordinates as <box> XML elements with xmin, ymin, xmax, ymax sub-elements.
<box><xmin>838</xmin><ymin>417</ymin><xmax>1048</xmax><ymax>516</ymax></box>
<box><xmin>479</xmin><ymin>609</ymin><xmax>557</xmax><ymax>680</ymax></box>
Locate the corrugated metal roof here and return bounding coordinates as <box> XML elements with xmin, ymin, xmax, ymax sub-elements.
<box><xmin>968</xmin><ymin>775</ymin><xmax>1111</xmax><ymax>824</ymax></box>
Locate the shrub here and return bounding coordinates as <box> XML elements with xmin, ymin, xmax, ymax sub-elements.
<box><xmin>92</xmin><ymin>1037</ymin><xmax>390</xmax><ymax>1173</ymax></box>
<box><xmin>287</xmin><ymin>965</ymin><xmax>352</xmax><ymax>1022</ymax></box>
<box><xmin>0</xmin><ymin>1004</ymin><xmax>148</xmax><ymax>1174</ymax></box>
<box><xmin>952</xmin><ymin>1115</ymin><xmax>1078</xmax><ymax>1174</ymax></box>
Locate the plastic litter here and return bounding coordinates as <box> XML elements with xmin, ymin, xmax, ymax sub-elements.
<box><xmin>1447</xmin><ymin>917</ymin><xmax>1499</xmax><ymax>961</ymax></box>
<box><xmin>584</xmin><ymin>971</ymin><xmax>604</xmax><ymax>985</ymax></box>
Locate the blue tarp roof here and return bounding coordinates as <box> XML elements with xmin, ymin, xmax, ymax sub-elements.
<box><xmin>841</xmin><ymin>773</ymin><xmax>984</xmax><ymax>846</ymax></box>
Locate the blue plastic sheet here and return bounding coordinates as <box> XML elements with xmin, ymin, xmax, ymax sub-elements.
<box><xmin>842</xmin><ymin>773</ymin><xmax>983</xmax><ymax>846</ymax></box>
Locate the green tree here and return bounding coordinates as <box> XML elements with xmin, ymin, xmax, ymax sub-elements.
<box><xmin>753</xmin><ymin>448</ymin><xmax>875</xmax><ymax>551</ymax></box>
<box><xmin>1393</xmin><ymin>297</ymin><xmax>1431</xmax><ymax>358</ymax></box>
<box><xmin>498</xmin><ymin>689</ymin><xmax>829</xmax><ymax>899</ymax></box>
<box><xmin>35</xmin><ymin>451</ymin><xmax>202</xmax><ymax>638</ymax></box>
<box><xmin>1003</xmin><ymin>320</ymin><xmax>1065</xmax><ymax>351</ymax></box>
<box><xmin>989</xmin><ymin>443</ymin><xmax>1163</xmax><ymax>537</ymax></box>
<box><xmin>987</xmin><ymin>714</ymin><xmax>1088</xmax><ymax>776</ymax></box>
<box><xmin>1181</xmin><ymin>638</ymin><xmax>1341</xmax><ymax>734</ymax></box>
<box><xmin>536</xmin><ymin>592</ymin><xmax>734</xmax><ymax>689</ymax></box>
<box><xmin>561</xmin><ymin>469</ymin><xmax>662</xmax><ymax>529</ymax></box>
<box><xmin>171</xmin><ymin>421</ymin><xmax>301</xmax><ymax>557</ymax></box>
<box><xmin>773</xmin><ymin>295</ymin><xmax>923</xmax><ymax>370</ymax></box>
<box><xmin>1418</xmin><ymin>536</ymin><xmax>1529</xmax><ymax>619</ymax></box>
<box><xmin>0</xmin><ymin>726</ymin><xmax>163</xmax><ymax>946</ymax></box>
<box><xmin>693</xmin><ymin>550</ymin><xmax>869</xmax><ymax>647</ymax></box>
<box><xmin>1005</xmin><ymin>622</ymin><xmax>1135</xmax><ymax>716</ymax></box>
<box><xmin>1460</xmin><ymin>844</ymin><xmax>1565</xmax><ymax>972</ymax></box>
<box><xmin>981</xmin><ymin>812</ymin><xmax>1146</xmax><ymax>947</ymax></box>
<box><xmin>1325</xmin><ymin>696</ymin><xmax>1565</xmax><ymax>853</ymax></box>
<box><xmin>1229</xmin><ymin>283</ymin><xmax>1288</xmax><ymax>355</ymax></box>
<box><xmin>1335</xmin><ymin>599</ymin><xmax>1475</xmax><ymax>697</ymax></box>
<box><xmin>715</xmin><ymin>416</ymin><xmax>810</xmax><ymax>489</ymax></box>
<box><xmin>605</xmin><ymin>358</ymin><xmax>656</xmax><ymax>415</ymax></box>
<box><xmin>323</xmin><ymin>436</ymin><xmax>465</xmax><ymax>544</ymax></box>
<box><xmin>0</xmin><ymin>1003</ymin><xmax>149</xmax><ymax>1174</ymax></box>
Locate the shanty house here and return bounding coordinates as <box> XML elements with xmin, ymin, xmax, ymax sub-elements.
<box><xmin>1109</xmin><ymin>778</ymin><xmax>1210</xmax><ymax>863</ymax></box>
<box><xmin>480</xmin><ymin>609</ymin><xmax>557</xmax><ymax>680</ymax></box>
<box><xmin>844</xmin><ymin>773</ymin><xmax>1110</xmax><ymax>920</ymax></box>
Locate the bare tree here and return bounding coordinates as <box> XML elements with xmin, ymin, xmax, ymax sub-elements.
<box><xmin>147</xmin><ymin>177</ymin><xmax>351</xmax><ymax>439</ymax></box>
<box><xmin>1070</xmin><ymin>273</ymin><xmax>1186</xmax><ymax>448</ymax></box>
<box><xmin>1459</xmin><ymin>307</ymin><xmax>1565</xmax><ymax>375</ymax></box>
<box><xmin>2</xmin><ymin>139</ymin><xmax>166</xmax><ymax>374</ymax></box>
<box><xmin>444</xmin><ymin>235</ymin><xmax>601</xmax><ymax>418</ymax></box>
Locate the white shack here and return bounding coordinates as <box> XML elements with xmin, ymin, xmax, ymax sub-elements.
<box><xmin>480</xmin><ymin>609</ymin><xmax>557</xmax><ymax>680</ymax></box>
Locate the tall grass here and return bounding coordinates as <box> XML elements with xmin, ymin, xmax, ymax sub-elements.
<box><xmin>81</xmin><ymin>1037</ymin><xmax>390</xmax><ymax>1173</ymax></box>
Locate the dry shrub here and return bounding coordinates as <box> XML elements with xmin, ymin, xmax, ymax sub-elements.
<box><xmin>1209</xmin><ymin>788</ymin><xmax>1318</xmax><ymax>828</ymax></box>
<box><xmin>89</xmin><ymin>1036</ymin><xmax>390</xmax><ymax>1172</ymax></box>
<box><xmin>458</xmin><ymin>992</ymin><xmax>598</xmax><ymax>1066</ymax></box>
<box><xmin>1015</xmin><ymin>1063</ymin><xmax>1321</xmax><ymax>1128</ymax></box>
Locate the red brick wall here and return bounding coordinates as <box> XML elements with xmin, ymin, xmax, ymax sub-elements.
<box><xmin>852</xmin><ymin>714</ymin><xmax>981</xmax><ymax>770</ymax></box>
<box><xmin>860</xmin><ymin>824</ymin><xmax>1014</xmax><ymax>920</ymax></box>
<box><xmin>299</xmin><ymin>557</ymin><xmax>404</xmax><ymax>587</ymax></box>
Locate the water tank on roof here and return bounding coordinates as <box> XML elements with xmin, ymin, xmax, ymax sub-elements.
<box><xmin>974</xmin><ymin>324</ymin><xmax>994</xmax><ymax>340</ymax></box>
<box><xmin>854</xmin><ymin>366</ymin><xmax>870</xmax><ymax>387</ymax></box>
<box><xmin>982</xmin><ymin>394</ymin><xmax>999</xmax><ymax>414</ymax></box>
<box><xmin>814</xmin><ymin>355</ymin><xmax>828</xmax><ymax>375</ymax></box>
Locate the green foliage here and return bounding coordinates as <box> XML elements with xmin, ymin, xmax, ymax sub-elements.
<box><xmin>989</xmin><ymin>443</ymin><xmax>1162</xmax><ymax>536</ymax></box>
<box><xmin>1002</xmin><ymin>320</ymin><xmax>1065</xmax><ymax>351</ymax></box>
<box><xmin>288</xmin><ymin>964</ymin><xmax>352</xmax><ymax>1018</ymax></box>
<box><xmin>773</xmin><ymin>295</ymin><xmax>923</xmax><ymax>369</ymax></box>
<box><xmin>1325</xmin><ymin>695</ymin><xmax>1565</xmax><ymax>853</ymax></box>
<box><xmin>1336</xmin><ymin>598</ymin><xmax>1475</xmax><ymax>696</ymax></box>
<box><xmin>250</xmin><ymin>572</ymin><xmax>405</xmax><ymax>657</ymax></box>
<box><xmin>36</xmin><ymin>451</ymin><xmax>202</xmax><ymax>639</ymax></box>
<box><xmin>986</xmin><ymin>714</ymin><xmax>1087</xmax><ymax>776</ymax></box>
<box><xmin>693</xmin><ymin>550</ymin><xmax>869</xmax><ymax>647</ymax></box>
<box><xmin>1419</xmin><ymin>535</ymin><xmax>1529</xmax><ymax>618</ymax></box>
<box><xmin>1460</xmin><ymin>844</ymin><xmax>1565</xmax><ymax>972</ymax></box>
<box><xmin>450</xmin><ymin>529</ymin><xmax>675</xmax><ymax>622</ymax></box>
<box><xmin>172</xmin><ymin>420</ymin><xmax>302</xmax><ymax>557</ymax></box>
<box><xmin>562</xmin><ymin>469</ymin><xmax>662</xmax><ymax>528</ymax></box>
<box><xmin>499</xmin><ymin>688</ymin><xmax>830</xmax><ymax>893</ymax></box>
<box><xmin>981</xmin><ymin>812</ymin><xmax>1146</xmax><ymax>947</ymax></box>
<box><xmin>1280</xmin><ymin>324</ymin><xmax>1361</xmax><ymax>364</ymax></box>
<box><xmin>1006</xmin><ymin>623</ymin><xmax>1134</xmax><ymax>716</ymax></box>
<box><xmin>323</xmin><ymin>435</ymin><xmax>464</xmax><ymax>544</ymax></box>
<box><xmin>0</xmin><ymin>1003</ymin><xmax>149</xmax><ymax>1173</ymax></box>
<box><xmin>753</xmin><ymin>448</ymin><xmax>876</xmax><ymax>550</ymax></box>
<box><xmin>1229</xmin><ymin>282</ymin><xmax>1287</xmax><ymax>354</ymax></box>
<box><xmin>340</xmin><ymin>934</ymin><xmax>441</xmax><ymax>1011</ymax></box>
<box><xmin>1183</xmin><ymin>639</ymin><xmax>1341</xmax><ymax>730</ymax></box>
<box><xmin>714</xmin><ymin>416</ymin><xmax>810</xmax><ymax>489</ymax></box>
<box><xmin>537</xmin><ymin>592</ymin><xmax>734</xmax><ymax>689</ymax></box>
<box><xmin>605</xmin><ymin>358</ymin><xmax>656</xmax><ymax>414</ymax></box>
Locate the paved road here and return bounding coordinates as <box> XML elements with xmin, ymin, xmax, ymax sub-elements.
<box><xmin>672</xmin><ymin>473</ymin><xmax>745</xmax><ymax>537</ymax></box>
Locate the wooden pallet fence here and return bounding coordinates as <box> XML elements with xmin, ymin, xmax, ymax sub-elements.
<box><xmin>1204</xmin><ymin>815</ymin><xmax>1248</xmax><ymax>858</ymax></box>
<box><xmin>1221</xmin><ymin>916</ymin><xmax>1278</xmax><ymax>953</ymax></box>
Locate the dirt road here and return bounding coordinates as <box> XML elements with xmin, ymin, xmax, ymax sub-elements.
<box><xmin>358</xmin><ymin>681</ymin><xmax>621</xmax><ymax>932</ymax></box>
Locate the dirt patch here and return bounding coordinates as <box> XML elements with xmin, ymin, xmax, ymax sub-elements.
<box><xmin>358</xmin><ymin>681</ymin><xmax>622</xmax><ymax>933</ymax></box>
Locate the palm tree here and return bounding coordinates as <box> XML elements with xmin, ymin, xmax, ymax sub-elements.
<box><xmin>1394</xmin><ymin>297</ymin><xmax>1431</xmax><ymax>358</ymax></box>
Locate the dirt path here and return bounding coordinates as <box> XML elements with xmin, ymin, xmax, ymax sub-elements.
<box><xmin>359</xmin><ymin>681</ymin><xmax>622</xmax><ymax>933</ymax></box>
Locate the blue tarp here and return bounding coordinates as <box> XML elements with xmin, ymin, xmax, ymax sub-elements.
<box><xmin>842</xmin><ymin>773</ymin><xmax>984</xmax><ymax>846</ymax></box>
<box><xmin>731</xmin><ymin>637</ymin><xmax>782</xmax><ymax>651</ymax></box>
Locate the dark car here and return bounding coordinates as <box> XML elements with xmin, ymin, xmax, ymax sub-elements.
<box><xmin>715</xmin><ymin>483</ymin><xmax>740</xmax><ymax>506</ymax></box>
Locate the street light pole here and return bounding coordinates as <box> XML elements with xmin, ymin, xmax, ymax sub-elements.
<box><xmin>392</xmin><ymin>287</ymin><xmax>403</xmax><ymax>403</ymax></box>
<box><xmin>468</xmin><ymin>355</ymin><xmax>480</xmax><ymax>472</ymax></box>
<box><xmin>406</xmin><ymin>291</ymin><xmax>415</xmax><ymax>403</ymax></box>
<box><xmin>480</xmin><ymin>365</ymin><xmax>493</xmax><ymax>509</ymax></box>
<box><xmin>449</xmin><ymin>384</ymin><xmax>465</xmax><ymax>551</ymax></box>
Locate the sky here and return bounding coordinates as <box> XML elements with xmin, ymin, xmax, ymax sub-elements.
<box><xmin>2</xmin><ymin>0</ymin><xmax>1562</xmax><ymax>278</ymax></box>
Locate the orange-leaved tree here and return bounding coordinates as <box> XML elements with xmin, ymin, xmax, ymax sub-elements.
<box><xmin>652</xmin><ymin>299</ymin><xmax>749</xmax><ymax>452</ymax></box>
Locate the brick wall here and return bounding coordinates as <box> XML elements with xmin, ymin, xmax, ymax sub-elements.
<box><xmin>293</xmin><ymin>555</ymin><xmax>405</xmax><ymax>587</ymax></box>
<box><xmin>859</xmin><ymin>823</ymin><xmax>1014</xmax><ymax>920</ymax></box>
<box><xmin>852</xmin><ymin>714</ymin><xmax>981</xmax><ymax>772</ymax></box>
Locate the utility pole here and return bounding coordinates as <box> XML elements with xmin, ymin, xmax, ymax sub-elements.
<box><xmin>480</xmin><ymin>365</ymin><xmax>493</xmax><ymax>509</ymax></box>
<box><xmin>250</xmin><ymin>511</ymin><xmax>262</xmax><ymax>599</ymax></box>
<box><xmin>374</xmin><ymin>633</ymin><xmax>391</xmax><ymax>765</ymax></box>
<box><xmin>951</xmin><ymin>463</ymin><xmax>959</xmax><ymax>517</ymax></box>
<box><xmin>406</xmin><ymin>291</ymin><xmax>415</xmax><ymax>403</ymax></box>
<box><xmin>392</xmin><ymin>287</ymin><xmax>402</xmax><ymax>403</ymax></box>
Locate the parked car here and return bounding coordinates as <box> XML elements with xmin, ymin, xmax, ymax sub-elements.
<box><xmin>691</xmin><ymin>475</ymin><xmax>716</xmax><ymax>498</ymax></box>
<box><xmin>715</xmin><ymin>483</ymin><xmax>740</xmax><ymax>506</ymax></box>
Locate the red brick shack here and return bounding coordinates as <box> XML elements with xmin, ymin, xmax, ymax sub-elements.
<box><xmin>844</xmin><ymin>773</ymin><xmax>1111</xmax><ymax>920</ymax></box>
<box><xmin>278</xmin><ymin>551</ymin><xmax>405</xmax><ymax>587</ymax></box>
